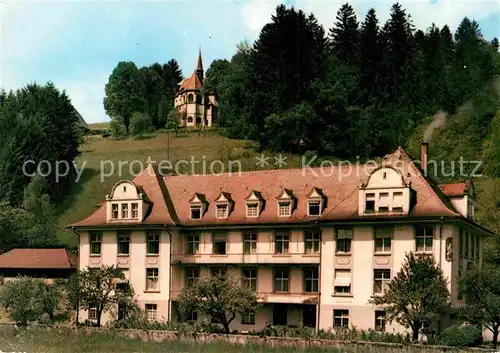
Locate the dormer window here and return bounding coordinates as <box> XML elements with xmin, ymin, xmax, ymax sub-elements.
<box><xmin>216</xmin><ymin>203</ymin><xmax>229</xmax><ymax>219</ymax></box>
<box><xmin>278</xmin><ymin>201</ymin><xmax>291</xmax><ymax>217</ymax></box>
<box><xmin>214</xmin><ymin>192</ymin><xmax>233</xmax><ymax>219</ymax></box>
<box><xmin>246</xmin><ymin>202</ymin><xmax>259</xmax><ymax>217</ymax></box>
<box><xmin>277</xmin><ymin>189</ymin><xmax>295</xmax><ymax>217</ymax></box>
<box><xmin>308</xmin><ymin>200</ymin><xmax>321</xmax><ymax>216</ymax></box>
<box><xmin>112</xmin><ymin>204</ymin><xmax>119</xmax><ymax>219</ymax></box>
<box><xmin>307</xmin><ymin>188</ymin><xmax>326</xmax><ymax>216</ymax></box>
<box><xmin>245</xmin><ymin>190</ymin><xmax>264</xmax><ymax>218</ymax></box>
<box><xmin>106</xmin><ymin>181</ymin><xmax>148</xmax><ymax>223</ymax></box>
<box><xmin>189</xmin><ymin>193</ymin><xmax>208</xmax><ymax>220</ymax></box>
<box><xmin>191</xmin><ymin>205</ymin><xmax>202</xmax><ymax>220</ymax></box>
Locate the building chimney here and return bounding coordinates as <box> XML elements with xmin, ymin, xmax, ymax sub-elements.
<box><xmin>421</xmin><ymin>143</ymin><xmax>429</xmax><ymax>176</ymax></box>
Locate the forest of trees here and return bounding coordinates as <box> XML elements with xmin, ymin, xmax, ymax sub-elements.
<box><xmin>204</xmin><ymin>3</ymin><xmax>500</xmax><ymax>159</ymax></box>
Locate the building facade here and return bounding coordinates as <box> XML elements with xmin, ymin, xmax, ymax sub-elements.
<box><xmin>173</xmin><ymin>49</ymin><xmax>218</xmax><ymax>128</ymax></box>
<box><xmin>72</xmin><ymin>145</ymin><xmax>491</xmax><ymax>331</ymax></box>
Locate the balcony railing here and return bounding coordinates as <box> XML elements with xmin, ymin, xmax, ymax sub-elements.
<box><xmin>170</xmin><ymin>290</ymin><xmax>319</xmax><ymax>304</ymax></box>
<box><xmin>171</xmin><ymin>252</ymin><xmax>320</xmax><ymax>265</ymax></box>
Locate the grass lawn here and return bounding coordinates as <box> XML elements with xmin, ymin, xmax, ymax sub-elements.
<box><xmin>0</xmin><ymin>327</ymin><xmax>461</xmax><ymax>353</ymax></box>
<box><xmin>57</xmin><ymin>130</ymin><xmax>306</xmax><ymax>247</ymax></box>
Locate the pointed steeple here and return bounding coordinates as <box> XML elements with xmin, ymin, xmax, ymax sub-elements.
<box><xmin>195</xmin><ymin>47</ymin><xmax>204</xmax><ymax>84</ymax></box>
<box><xmin>196</xmin><ymin>47</ymin><xmax>203</xmax><ymax>71</ymax></box>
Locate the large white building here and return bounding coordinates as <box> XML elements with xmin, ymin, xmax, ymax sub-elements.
<box><xmin>72</xmin><ymin>144</ymin><xmax>491</xmax><ymax>332</ymax></box>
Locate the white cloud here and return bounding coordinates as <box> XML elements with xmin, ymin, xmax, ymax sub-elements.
<box><xmin>241</xmin><ymin>1</ymin><xmax>282</xmax><ymax>33</ymax></box>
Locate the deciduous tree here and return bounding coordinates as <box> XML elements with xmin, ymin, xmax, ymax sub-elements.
<box><xmin>177</xmin><ymin>275</ymin><xmax>260</xmax><ymax>334</ymax></box>
<box><xmin>370</xmin><ymin>253</ymin><xmax>450</xmax><ymax>341</ymax></box>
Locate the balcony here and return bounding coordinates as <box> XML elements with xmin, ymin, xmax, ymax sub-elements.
<box><xmin>170</xmin><ymin>290</ymin><xmax>319</xmax><ymax>304</ymax></box>
<box><xmin>171</xmin><ymin>252</ymin><xmax>320</xmax><ymax>265</ymax></box>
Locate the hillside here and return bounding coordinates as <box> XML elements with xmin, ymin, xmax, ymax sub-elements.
<box><xmin>57</xmin><ymin>130</ymin><xmax>306</xmax><ymax>247</ymax></box>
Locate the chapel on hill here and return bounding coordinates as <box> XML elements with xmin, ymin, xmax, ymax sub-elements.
<box><xmin>173</xmin><ymin>49</ymin><xmax>219</xmax><ymax>127</ymax></box>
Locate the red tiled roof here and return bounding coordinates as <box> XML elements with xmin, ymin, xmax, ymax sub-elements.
<box><xmin>178</xmin><ymin>72</ymin><xmax>203</xmax><ymax>91</ymax></box>
<box><xmin>73</xmin><ymin>147</ymin><xmax>465</xmax><ymax>229</ymax></box>
<box><xmin>438</xmin><ymin>183</ymin><xmax>468</xmax><ymax>197</ymax></box>
<box><xmin>0</xmin><ymin>249</ymin><xmax>77</xmax><ymax>269</ymax></box>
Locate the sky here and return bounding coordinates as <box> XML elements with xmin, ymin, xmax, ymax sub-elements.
<box><xmin>1</xmin><ymin>0</ymin><xmax>499</xmax><ymax>124</ymax></box>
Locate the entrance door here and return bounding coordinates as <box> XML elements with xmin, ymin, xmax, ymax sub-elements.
<box><xmin>302</xmin><ymin>305</ymin><xmax>317</xmax><ymax>328</ymax></box>
<box><xmin>273</xmin><ymin>304</ymin><xmax>288</xmax><ymax>326</ymax></box>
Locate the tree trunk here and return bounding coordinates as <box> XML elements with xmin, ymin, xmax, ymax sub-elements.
<box><xmin>221</xmin><ymin>314</ymin><xmax>231</xmax><ymax>334</ymax></box>
<box><xmin>493</xmin><ymin>327</ymin><xmax>499</xmax><ymax>349</ymax></box>
<box><xmin>411</xmin><ymin>321</ymin><xmax>421</xmax><ymax>341</ymax></box>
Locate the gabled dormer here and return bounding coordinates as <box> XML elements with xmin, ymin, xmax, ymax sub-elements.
<box><xmin>307</xmin><ymin>187</ymin><xmax>326</xmax><ymax>216</ymax></box>
<box><xmin>358</xmin><ymin>167</ymin><xmax>411</xmax><ymax>216</ymax></box>
<box><xmin>277</xmin><ymin>189</ymin><xmax>296</xmax><ymax>217</ymax></box>
<box><xmin>214</xmin><ymin>192</ymin><xmax>234</xmax><ymax>219</ymax></box>
<box><xmin>106</xmin><ymin>180</ymin><xmax>149</xmax><ymax>222</ymax></box>
<box><xmin>189</xmin><ymin>193</ymin><xmax>208</xmax><ymax>220</ymax></box>
<box><xmin>245</xmin><ymin>190</ymin><xmax>265</xmax><ymax>218</ymax></box>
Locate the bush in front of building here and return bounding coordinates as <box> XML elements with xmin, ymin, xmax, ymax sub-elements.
<box><xmin>437</xmin><ymin>324</ymin><xmax>483</xmax><ymax>347</ymax></box>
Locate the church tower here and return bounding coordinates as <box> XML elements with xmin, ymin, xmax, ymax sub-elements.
<box><xmin>195</xmin><ymin>47</ymin><xmax>204</xmax><ymax>84</ymax></box>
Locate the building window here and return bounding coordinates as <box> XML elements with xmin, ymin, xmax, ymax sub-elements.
<box><xmin>333</xmin><ymin>310</ymin><xmax>349</xmax><ymax>328</ymax></box>
<box><xmin>188</xmin><ymin>94</ymin><xmax>194</xmax><ymax>103</ymax></box>
<box><xmin>146</xmin><ymin>231</ymin><xmax>160</xmax><ymax>255</ymax></box>
<box><xmin>374</xmin><ymin>227</ymin><xmax>392</xmax><ymax>253</ymax></box>
<box><xmin>121</xmin><ymin>203</ymin><xmax>129</xmax><ymax>218</ymax></box>
<box><xmin>241</xmin><ymin>311</ymin><xmax>256</xmax><ymax>325</ymax></box>
<box><xmin>246</xmin><ymin>202</ymin><xmax>259</xmax><ymax>217</ymax></box>
<box><xmin>216</xmin><ymin>203</ymin><xmax>229</xmax><ymax>219</ymax></box>
<box><xmin>274</xmin><ymin>232</ymin><xmax>290</xmax><ymax>254</ymax></box>
<box><xmin>365</xmin><ymin>193</ymin><xmax>375</xmax><ymax>212</ymax></box>
<box><xmin>375</xmin><ymin>311</ymin><xmax>386</xmax><ymax>331</ymax></box>
<box><xmin>392</xmin><ymin>192</ymin><xmax>403</xmax><ymax>211</ymax></box>
<box><xmin>336</xmin><ymin>228</ymin><xmax>352</xmax><ymax>254</ymax></box>
<box><xmin>416</xmin><ymin>226</ymin><xmax>433</xmax><ymax>252</ymax></box>
<box><xmin>187</xmin><ymin>116</ymin><xmax>193</xmax><ymax>123</ymax></box>
<box><xmin>117</xmin><ymin>302</ymin><xmax>126</xmax><ymax>321</ymax></box>
<box><xmin>211</xmin><ymin>267</ymin><xmax>227</xmax><ymax>278</ymax></box>
<box><xmin>116</xmin><ymin>281</ymin><xmax>130</xmax><ymax>292</ymax></box>
<box><xmin>334</xmin><ymin>269</ymin><xmax>351</xmax><ymax>295</ymax></box>
<box><xmin>117</xmin><ymin>231</ymin><xmax>130</xmax><ymax>255</ymax></box>
<box><xmin>308</xmin><ymin>200</ymin><xmax>321</xmax><ymax>216</ymax></box>
<box><xmin>185</xmin><ymin>310</ymin><xmax>197</xmax><ymax>323</ymax></box>
<box><xmin>186</xmin><ymin>233</ymin><xmax>200</xmax><ymax>255</ymax></box>
<box><xmin>378</xmin><ymin>192</ymin><xmax>389</xmax><ymax>212</ymax></box>
<box><xmin>190</xmin><ymin>205</ymin><xmax>202</xmax><ymax>219</ymax></box>
<box><xmin>186</xmin><ymin>268</ymin><xmax>200</xmax><ymax>288</ymax></box>
<box><xmin>243</xmin><ymin>233</ymin><xmax>258</xmax><ymax>254</ymax></box>
<box><xmin>373</xmin><ymin>269</ymin><xmax>391</xmax><ymax>295</ymax></box>
<box><xmin>111</xmin><ymin>203</ymin><xmax>119</xmax><ymax>219</ymax></box>
<box><xmin>304</xmin><ymin>231</ymin><xmax>320</xmax><ymax>254</ymax></box>
<box><xmin>146</xmin><ymin>268</ymin><xmax>159</xmax><ymax>291</ymax></box>
<box><xmin>146</xmin><ymin>304</ymin><xmax>157</xmax><ymax>321</ymax></box>
<box><xmin>89</xmin><ymin>307</ymin><xmax>98</xmax><ymax>321</ymax></box>
<box><xmin>475</xmin><ymin>235</ymin><xmax>480</xmax><ymax>262</ymax></box>
<box><xmin>274</xmin><ymin>268</ymin><xmax>290</xmax><ymax>292</ymax></box>
<box><xmin>242</xmin><ymin>268</ymin><xmax>257</xmax><ymax>291</ymax></box>
<box><xmin>131</xmin><ymin>203</ymin><xmax>139</xmax><ymax>219</ymax></box>
<box><xmin>278</xmin><ymin>201</ymin><xmax>291</xmax><ymax>217</ymax></box>
<box><xmin>89</xmin><ymin>231</ymin><xmax>102</xmax><ymax>255</ymax></box>
<box><xmin>303</xmin><ymin>267</ymin><xmax>319</xmax><ymax>293</ymax></box>
<box><xmin>213</xmin><ymin>233</ymin><xmax>227</xmax><ymax>255</ymax></box>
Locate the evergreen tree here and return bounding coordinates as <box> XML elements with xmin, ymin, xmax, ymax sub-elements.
<box><xmin>329</xmin><ymin>3</ymin><xmax>360</xmax><ymax>65</ymax></box>
<box><xmin>359</xmin><ymin>8</ymin><xmax>381</xmax><ymax>100</ymax></box>
<box><xmin>139</xmin><ymin>67</ymin><xmax>163</xmax><ymax>129</ymax></box>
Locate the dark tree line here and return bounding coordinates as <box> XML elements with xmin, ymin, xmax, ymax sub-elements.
<box><xmin>210</xmin><ymin>3</ymin><xmax>500</xmax><ymax>158</ymax></box>
<box><xmin>104</xmin><ymin>59</ymin><xmax>183</xmax><ymax>133</ymax></box>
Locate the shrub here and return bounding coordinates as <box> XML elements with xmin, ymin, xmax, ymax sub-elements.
<box><xmin>438</xmin><ymin>324</ymin><xmax>483</xmax><ymax>347</ymax></box>
<box><xmin>0</xmin><ymin>277</ymin><xmax>46</xmax><ymax>325</ymax></box>
<box><xmin>109</xmin><ymin>119</ymin><xmax>126</xmax><ymax>138</ymax></box>
<box><xmin>130</xmin><ymin>112</ymin><xmax>153</xmax><ymax>137</ymax></box>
